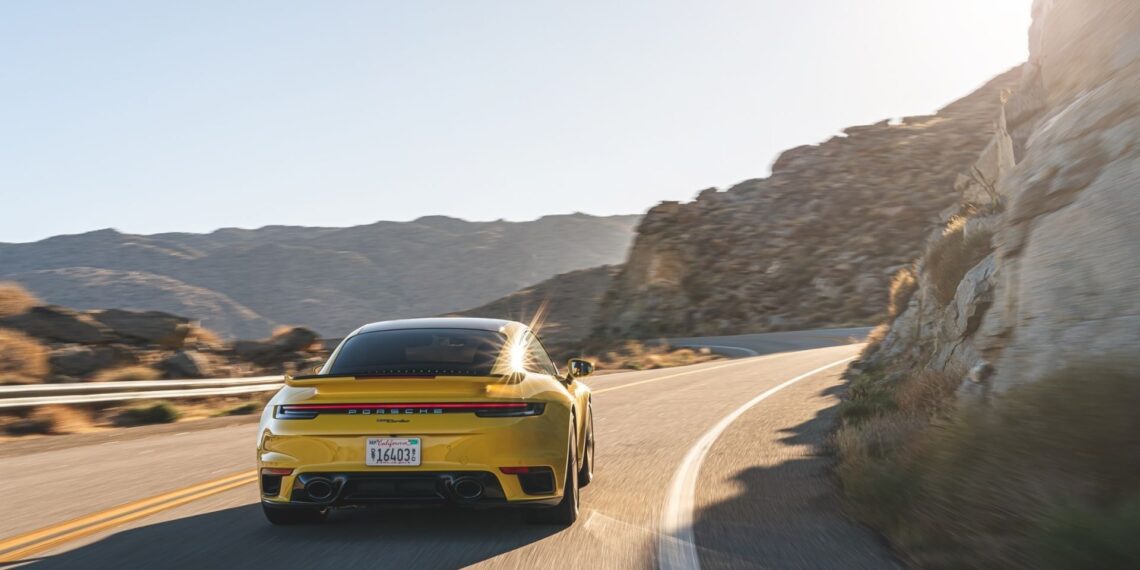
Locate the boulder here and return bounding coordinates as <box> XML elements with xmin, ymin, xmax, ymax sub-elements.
<box><xmin>231</xmin><ymin>327</ymin><xmax>319</xmax><ymax>366</ymax></box>
<box><xmin>0</xmin><ymin>306</ymin><xmax>113</xmax><ymax>344</ymax></box>
<box><xmin>48</xmin><ymin>345</ymin><xmax>121</xmax><ymax>377</ymax></box>
<box><xmin>269</xmin><ymin>327</ymin><xmax>319</xmax><ymax>352</ymax></box>
<box><xmin>88</xmin><ymin>309</ymin><xmax>192</xmax><ymax>348</ymax></box>
<box><xmin>158</xmin><ymin>350</ymin><xmax>216</xmax><ymax>379</ymax></box>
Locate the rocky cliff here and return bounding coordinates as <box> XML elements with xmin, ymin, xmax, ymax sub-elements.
<box><xmin>863</xmin><ymin>0</ymin><xmax>1140</xmax><ymax>397</ymax></box>
<box><xmin>0</xmin><ymin>293</ymin><xmax>325</xmax><ymax>384</ymax></box>
<box><xmin>835</xmin><ymin>3</ymin><xmax>1140</xmax><ymax>565</ymax></box>
<box><xmin>593</xmin><ymin>67</ymin><xmax>1022</xmax><ymax>339</ymax></box>
<box><xmin>0</xmin><ymin>214</ymin><xmax>639</xmax><ymax>339</ymax></box>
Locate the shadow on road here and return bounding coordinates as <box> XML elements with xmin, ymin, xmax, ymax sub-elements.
<box><xmin>30</xmin><ymin>504</ymin><xmax>563</xmax><ymax>569</ymax></box>
<box><xmin>690</xmin><ymin>388</ymin><xmax>899</xmax><ymax>570</ymax></box>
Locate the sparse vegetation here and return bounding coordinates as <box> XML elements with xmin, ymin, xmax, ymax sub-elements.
<box><xmin>185</xmin><ymin>325</ymin><xmax>223</xmax><ymax>347</ymax></box>
<box><xmin>0</xmin><ymin>328</ymin><xmax>49</xmax><ymax>384</ymax></box>
<box><xmin>0</xmin><ymin>282</ymin><xmax>39</xmax><ymax>318</ymax></box>
<box><xmin>887</xmin><ymin>266</ymin><xmax>918</xmax><ymax>319</ymax></box>
<box><xmin>114</xmin><ymin>401</ymin><xmax>181</xmax><ymax>426</ymax></box>
<box><xmin>837</xmin><ymin>361</ymin><xmax>1140</xmax><ymax>568</ymax></box>
<box><xmin>2</xmin><ymin>405</ymin><xmax>94</xmax><ymax>435</ymax></box>
<box><xmin>91</xmin><ymin>365</ymin><xmax>162</xmax><ymax>383</ymax></box>
<box><xmin>925</xmin><ymin>216</ymin><xmax>993</xmax><ymax>305</ymax></box>
<box><xmin>572</xmin><ymin>340</ymin><xmax>721</xmax><ymax>371</ymax></box>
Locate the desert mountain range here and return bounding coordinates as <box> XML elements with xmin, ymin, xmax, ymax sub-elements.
<box><xmin>0</xmin><ymin>214</ymin><xmax>640</xmax><ymax>338</ymax></box>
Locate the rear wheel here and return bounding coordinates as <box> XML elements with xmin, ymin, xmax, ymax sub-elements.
<box><xmin>578</xmin><ymin>404</ymin><xmax>594</xmax><ymax>487</ymax></box>
<box><xmin>527</xmin><ymin>426</ymin><xmax>579</xmax><ymax>525</ymax></box>
<box><xmin>262</xmin><ymin>503</ymin><xmax>328</xmax><ymax>525</ymax></box>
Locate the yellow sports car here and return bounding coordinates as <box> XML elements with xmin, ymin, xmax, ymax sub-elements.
<box><xmin>256</xmin><ymin>318</ymin><xmax>595</xmax><ymax>525</ymax></box>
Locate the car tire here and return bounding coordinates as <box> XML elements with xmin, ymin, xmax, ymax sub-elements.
<box><xmin>262</xmin><ymin>503</ymin><xmax>328</xmax><ymax>525</ymax></box>
<box><xmin>578</xmin><ymin>405</ymin><xmax>594</xmax><ymax>488</ymax></box>
<box><xmin>527</xmin><ymin>425</ymin><xmax>579</xmax><ymax>525</ymax></box>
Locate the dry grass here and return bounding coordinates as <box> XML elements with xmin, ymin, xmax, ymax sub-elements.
<box><xmin>1</xmin><ymin>405</ymin><xmax>94</xmax><ymax>435</ymax></box>
<box><xmin>0</xmin><ymin>282</ymin><xmax>39</xmax><ymax>318</ymax></box>
<box><xmin>91</xmin><ymin>365</ymin><xmax>162</xmax><ymax>383</ymax></box>
<box><xmin>0</xmin><ymin>328</ymin><xmax>49</xmax><ymax>384</ymax></box>
<box><xmin>186</xmin><ymin>325</ymin><xmax>223</xmax><ymax>347</ymax></box>
<box><xmin>1</xmin><ymin>393</ymin><xmax>273</xmax><ymax>438</ymax></box>
<box><xmin>859</xmin><ymin>323</ymin><xmax>890</xmax><ymax>361</ymax></box>
<box><xmin>585</xmin><ymin>340</ymin><xmax>721</xmax><ymax>371</ymax></box>
<box><xmin>837</xmin><ymin>364</ymin><xmax>1140</xmax><ymax>568</ymax></box>
<box><xmin>925</xmin><ymin>216</ymin><xmax>993</xmax><ymax>305</ymax></box>
<box><xmin>887</xmin><ymin>266</ymin><xmax>918</xmax><ymax>319</ymax></box>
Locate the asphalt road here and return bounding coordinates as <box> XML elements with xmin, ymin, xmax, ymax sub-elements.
<box><xmin>1</xmin><ymin>330</ymin><xmax>896</xmax><ymax>569</ymax></box>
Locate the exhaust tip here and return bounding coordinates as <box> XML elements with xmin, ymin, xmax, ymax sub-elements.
<box><xmin>451</xmin><ymin>477</ymin><xmax>484</xmax><ymax>502</ymax></box>
<box><xmin>305</xmin><ymin>478</ymin><xmax>335</xmax><ymax>501</ymax></box>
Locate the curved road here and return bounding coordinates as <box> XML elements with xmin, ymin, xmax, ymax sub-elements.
<box><xmin>0</xmin><ymin>329</ymin><xmax>896</xmax><ymax>569</ymax></box>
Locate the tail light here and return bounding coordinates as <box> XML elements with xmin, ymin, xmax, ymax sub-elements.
<box><xmin>274</xmin><ymin>402</ymin><xmax>545</xmax><ymax>419</ymax></box>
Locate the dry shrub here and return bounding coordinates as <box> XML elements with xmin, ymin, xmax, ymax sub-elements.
<box><xmin>0</xmin><ymin>328</ymin><xmax>49</xmax><ymax>384</ymax></box>
<box><xmin>2</xmin><ymin>405</ymin><xmax>93</xmax><ymax>435</ymax></box>
<box><xmin>114</xmin><ymin>401</ymin><xmax>180</xmax><ymax>426</ymax></box>
<box><xmin>925</xmin><ymin>216</ymin><xmax>993</xmax><ymax>305</ymax></box>
<box><xmin>0</xmin><ymin>282</ymin><xmax>39</xmax><ymax>318</ymax></box>
<box><xmin>894</xmin><ymin>368</ymin><xmax>964</xmax><ymax>417</ymax></box>
<box><xmin>186</xmin><ymin>326</ymin><xmax>223</xmax><ymax>347</ymax></box>
<box><xmin>838</xmin><ymin>364</ymin><xmax>1140</xmax><ymax>568</ymax></box>
<box><xmin>34</xmin><ymin>405</ymin><xmax>92</xmax><ymax>434</ymax></box>
<box><xmin>586</xmin><ymin>340</ymin><xmax>720</xmax><ymax>371</ymax></box>
<box><xmin>860</xmin><ymin>323</ymin><xmax>890</xmax><ymax>360</ymax></box>
<box><xmin>887</xmin><ymin>266</ymin><xmax>918</xmax><ymax>319</ymax></box>
<box><xmin>92</xmin><ymin>365</ymin><xmax>161</xmax><ymax>383</ymax></box>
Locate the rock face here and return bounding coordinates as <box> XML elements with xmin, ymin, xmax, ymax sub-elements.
<box><xmin>864</xmin><ymin>0</ymin><xmax>1140</xmax><ymax>395</ymax></box>
<box><xmin>0</xmin><ymin>214</ymin><xmax>640</xmax><ymax>339</ymax></box>
<box><xmin>1</xmin><ymin>302</ymin><xmax>326</xmax><ymax>383</ymax></box>
<box><xmin>231</xmin><ymin>326</ymin><xmax>321</xmax><ymax>367</ymax></box>
<box><xmin>0</xmin><ymin>306</ymin><xmax>114</xmax><ymax>345</ymax></box>
<box><xmin>89</xmin><ymin>309</ymin><xmax>192</xmax><ymax>348</ymax></box>
<box><xmin>593</xmin><ymin>69</ymin><xmax>1022</xmax><ymax>339</ymax></box>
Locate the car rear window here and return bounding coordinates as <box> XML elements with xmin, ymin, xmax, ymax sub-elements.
<box><xmin>326</xmin><ymin>328</ymin><xmax>507</xmax><ymax>376</ymax></box>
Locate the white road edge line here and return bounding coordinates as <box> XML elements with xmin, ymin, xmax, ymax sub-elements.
<box><xmin>657</xmin><ymin>355</ymin><xmax>857</xmax><ymax>570</ymax></box>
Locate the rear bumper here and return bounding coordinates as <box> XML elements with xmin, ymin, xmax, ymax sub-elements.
<box><xmin>261</xmin><ymin>471</ymin><xmax>560</xmax><ymax>508</ymax></box>
<box><xmin>257</xmin><ymin>410</ymin><xmax>571</xmax><ymax>504</ymax></box>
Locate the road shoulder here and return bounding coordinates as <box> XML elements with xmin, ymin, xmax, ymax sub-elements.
<box><xmin>691</xmin><ymin>366</ymin><xmax>900</xmax><ymax>569</ymax></box>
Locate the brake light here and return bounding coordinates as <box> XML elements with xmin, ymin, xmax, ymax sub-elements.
<box><xmin>475</xmin><ymin>402</ymin><xmax>545</xmax><ymax>418</ymax></box>
<box><xmin>500</xmin><ymin>466</ymin><xmax>538</xmax><ymax>474</ymax></box>
<box><xmin>274</xmin><ymin>402</ymin><xmax>546</xmax><ymax>419</ymax></box>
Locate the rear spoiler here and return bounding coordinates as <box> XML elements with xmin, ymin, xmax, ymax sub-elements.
<box><xmin>284</xmin><ymin>372</ymin><xmax>506</xmax><ymax>387</ymax></box>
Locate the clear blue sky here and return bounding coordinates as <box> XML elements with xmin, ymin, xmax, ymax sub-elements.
<box><xmin>1</xmin><ymin>0</ymin><xmax>1030</xmax><ymax>243</ymax></box>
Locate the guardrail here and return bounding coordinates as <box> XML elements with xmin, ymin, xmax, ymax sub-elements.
<box><xmin>0</xmin><ymin>376</ymin><xmax>284</xmax><ymax>410</ymax></box>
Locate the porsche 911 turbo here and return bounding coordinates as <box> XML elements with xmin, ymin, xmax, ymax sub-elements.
<box><xmin>256</xmin><ymin>318</ymin><xmax>595</xmax><ymax>525</ymax></box>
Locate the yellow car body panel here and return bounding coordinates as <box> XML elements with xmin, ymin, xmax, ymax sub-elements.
<box><xmin>256</xmin><ymin>318</ymin><xmax>593</xmax><ymax>514</ymax></box>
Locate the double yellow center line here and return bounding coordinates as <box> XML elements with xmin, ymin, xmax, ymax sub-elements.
<box><xmin>0</xmin><ymin>470</ymin><xmax>257</xmax><ymax>563</ymax></box>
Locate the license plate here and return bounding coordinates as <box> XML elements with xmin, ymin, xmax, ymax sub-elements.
<box><xmin>366</xmin><ymin>437</ymin><xmax>421</xmax><ymax>466</ymax></box>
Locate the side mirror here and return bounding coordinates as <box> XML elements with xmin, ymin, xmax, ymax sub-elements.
<box><xmin>312</xmin><ymin>366</ymin><xmax>323</xmax><ymax>375</ymax></box>
<box><xmin>567</xmin><ymin>358</ymin><xmax>594</xmax><ymax>380</ymax></box>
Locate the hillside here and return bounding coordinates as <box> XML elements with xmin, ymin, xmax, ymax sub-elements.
<box><xmin>592</xmin><ymin>67</ymin><xmax>1022</xmax><ymax>339</ymax></box>
<box><xmin>837</xmin><ymin>0</ymin><xmax>1140</xmax><ymax>566</ymax></box>
<box><xmin>446</xmin><ymin>265</ymin><xmax>620</xmax><ymax>346</ymax></box>
<box><xmin>0</xmin><ymin>214</ymin><xmax>640</xmax><ymax>338</ymax></box>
